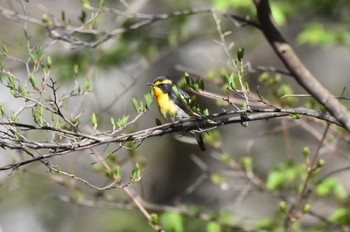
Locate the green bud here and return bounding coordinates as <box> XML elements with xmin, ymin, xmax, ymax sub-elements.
<box><xmin>279</xmin><ymin>201</ymin><xmax>288</xmax><ymax>213</ymax></box>
<box><xmin>302</xmin><ymin>147</ymin><xmax>311</xmax><ymax>159</ymax></box>
<box><xmin>303</xmin><ymin>204</ymin><xmax>311</xmax><ymax>214</ymax></box>
<box><xmin>317</xmin><ymin>159</ymin><xmax>325</xmax><ymax>168</ymax></box>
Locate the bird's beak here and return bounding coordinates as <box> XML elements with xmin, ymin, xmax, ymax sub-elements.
<box><xmin>147</xmin><ymin>82</ymin><xmax>154</xmax><ymax>86</ymax></box>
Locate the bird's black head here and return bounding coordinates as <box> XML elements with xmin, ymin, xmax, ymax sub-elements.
<box><xmin>147</xmin><ymin>76</ymin><xmax>174</xmax><ymax>93</ymax></box>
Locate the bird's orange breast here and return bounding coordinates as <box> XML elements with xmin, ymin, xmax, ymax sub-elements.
<box><xmin>153</xmin><ymin>87</ymin><xmax>178</xmax><ymax>120</ymax></box>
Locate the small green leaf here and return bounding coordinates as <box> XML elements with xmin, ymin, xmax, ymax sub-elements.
<box><xmin>199</xmin><ymin>78</ymin><xmax>205</xmax><ymax>90</ymax></box>
<box><xmin>226</xmin><ymin>73</ymin><xmax>236</xmax><ymax>91</ymax></box>
<box><xmin>91</xmin><ymin>112</ymin><xmax>97</xmax><ymax>128</ymax></box>
<box><xmin>203</xmin><ymin>130</ymin><xmax>221</xmax><ymax>147</ymax></box>
<box><xmin>172</xmin><ymin>85</ymin><xmax>179</xmax><ymax>98</ymax></box>
<box><xmin>2</xmin><ymin>44</ymin><xmax>8</xmax><ymax>56</ymax></box>
<box><xmin>7</xmin><ymin>75</ymin><xmax>15</xmax><ymax>90</ymax></box>
<box><xmin>237</xmin><ymin>47</ymin><xmax>245</xmax><ymax>62</ymax></box>
<box><xmin>70</xmin><ymin>189</ymin><xmax>86</xmax><ymax>203</ymax></box>
<box><xmin>266</xmin><ymin>170</ymin><xmax>285</xmax><ymax>190</ymax></box>
<box><xmin>160</xmin><ymin>212</ymin><xmax>184</xmax><ymax>232</ymax></box>
<box><xmin>38</xmin><ymin>106</ymin><xmax>44</xmax><ymax>115</ymax></box>
<box><xmin>131</xmin><ymin>162</ymin><xmax>142</xmax><ymax>182</ymax></box>
<box><xmin>83</xmin><ymin>79</ymin><xmax>91</xmax><ymax>93</ymax></box>
<box><xmin>231</xmin><ymin>59</ymin><xmax>237</xmax><ymax>68</ymax></box>
<box><xmin>45</xmin><ymin>56</ymin><xmax>51</xmax><ymax>69</ymax></box>
<box><xmin>203</xmin><ymin>108</ymin><xmax>209</xmax><ymax>116</ymax></box>
<box><xmin>30</xmin><ymin>47</ymin><xmax>43</xmax><ymax>65</ymax></box>
<box><xmin>184</xmin><ymin>73</ymin><xmax>191</xmax><ymax>85</ymax></box>
<box><xmin>113</xmin><ymin>165</ymin><xmax>121</xmax><ymax>182</ymax></box>
<box><xmin>330</xmin><ymin>208</ymin><xmax>350</xmax><ymax>226</ymax></box>
<box><xmin>297</xmin><ymin>23</ymin><xmax>336</xmax><ymax>46</ymax></box>
<box><xmin>259</xmin><ymin>72</ymin><xmax>270</xmax><ymax>84</ymax></box>
<box><xmin>144</xmin><ymin>93</ymin><xmax>153</xmax><ymax>110</ymax></box>
<box><xmin>81</xmin><ymin>0</ymin><xmax>91</xmax><ymax>9</ymax></box>
<box><xmin>110</xmin><ymin>117</ymin><xmax>115</xmax><ymax>129</ymax></box>
<box><xmin>51</xmin><ymin>113</ymin><xmax>56</xmax><ymax>122</ymax></box>
<box><xmin>18</xmin><ymin>84</ymin><xmax>28</xmax><ymax>97</ymax></box>
<box><xmin>192</xmin><ymin>82</ymin><xmax>199</xmax><ymax>91</ymax></box>
<box><xmin>244</xmin><ymin>81</ymin><xmax>250</xmax><ymax>93</ymax></box>
<box><xmin>270</xmin><ymin>3</ymin><xmax>287</xmax><ymax>26</ymax></box>
<box><xmin>132</xmin><ymin>97</ymin><xmax>140</xmax><ymax>112</ymax></box>
<box><xmin>73</xmin><ymin>64</ymin><xmax>79</xmax><ymax>75</ymax></box>
<box><xmin>55</xmin><ymin>120</ymin><xmax>61</xmax><ymax>129</ymax></box>
<box><xmin>240</xmin><ymin>66</ymin><xmax>244</xmax><ymax>74</ymax></box>
<box><xmin>32</xmin><ymin>107</ymin><xmax>45</xmax><ymax>126</ymax></box>
<box><xmin>289</xmin><ymin>113</ymin><xmax>300</xmax><ymax>120</ymax></box>
<box><xmin>139</xmin><ymin>101</ymin><xmax>145</xmax><ymax>112</ymax></box>
<box><xmin>316</xmin><ymin>177</ymin><xmax>347</xmax><ymax>199</ymax></box>
<box><xmin>99</xmin><ymin>0</ymin><xmax>105</xmax><ymax>9</ymax></box>
<box><xmin>29</xmin><ymin>73</ymin><xmax>37</xmax><ymax>88</ymax></box>
<box><xmin>220</xmin><ymin>153</ymin><xmax>234</xmax><ymax>166</ymax></box>
<box><xmin>241</xmin><ymin>157</ymin><xmax>253</xmax><ymax>172</ymax></box>
<box><xmin>11</xmin><ymin>112</ymin><xmax>18</xmax><ymax>123</ymax></box>
<box><xmin>257</xmin><ymin>219</ymin><xmax>277</xmax><ymax>230</ymax></box>
<box><xmin>210</xmin><ymin>173</ymin><xmax>225</xmax><ymax>186</ymax></box>
<box><xmin>278</xmin><ymin>84</ymin><xmax>296</xmax><ymax>106</ymax></box>
<box><xmin>10</xmin><ymin>90</ymin><xmax>17</xmax><ymax>98</ymax></box>
<box><xmin>79</xmin><ymin>10</ymin><xmax>87</xmax><ymax>23</ymax></box>
<box><xmin>207</xmin><ymin>221</ymin><xmax>221</xmax><ymax>232</ymax></box>
<box><xmin>167</xmin><ymin>32</ymin><xmax>177</xmax><ymax>47</ymax></box>
<box><xmin>61</xmin><ymin>11</ymin><xmax>66</xmax><ymax>22</ymax></box>
<box><xmin>117</xmin><ymin>115</ymin><xmax>129</xmax><ymax>128</ymax></box>
<box><xmin>0</xmin><ymin>104</ymin><xmax>5</xmax><ymax>116</ymax></box>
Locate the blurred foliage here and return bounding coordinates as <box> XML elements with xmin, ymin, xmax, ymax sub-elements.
<box><xmin>266</xmin><ymin>161</ymin><xmax>305</xmax><ymax>191</ymax></box>
<box><xmin>52</xmin><ymin>0</ymin><xmax>350</xmax><ymax>83</ymax></box>
<box><xmin>215</xmin><ymin>0</ymin><xmax>350</xmax><ymax>47</ymax></box>
<box><xmin>259</xmin><ymin>72</ymin><xmax>297</xmax><ymax>107</ymax></box>
<box><xmin>0</xmin><ymin>0</ymin><xmax>350</xmax><ymax>232</ymax></box>
<box><xmin>316</xmin><ymin>177</ymin><xmax>347</xmax><ymax>200</ymax></box>
<box><xmin>297</xmin><ymin>23</ymin><xmax>350</xmax><ymax>48</ymax></box>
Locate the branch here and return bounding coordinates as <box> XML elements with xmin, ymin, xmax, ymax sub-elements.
<box><xmin>252</xmin><ymin>0</ymin><xmax>350</xmax><ymax>132</ymax></box>
<box><xmin>287</xmin><ymin>123</ymin><xmax>330</xmax><ymax>231</ymax></box>
<box><xmin>0</xmin><ymin>107</ymin><xmax>340</xmax><ymax>171</ymax></box>
<box><xmin>0</xmin><ymin>5</ymin><xmax>259</xmax><ymax>49</ymax></box>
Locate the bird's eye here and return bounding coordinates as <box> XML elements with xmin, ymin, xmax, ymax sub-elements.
<box><xmin>158</xmin><ymin>83</ymin><xmax>164</xmax><ymax>87</ymax></box>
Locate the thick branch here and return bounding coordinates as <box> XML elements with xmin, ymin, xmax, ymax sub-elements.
<box><xmin>252</xmin><ymin>0</ymin><xmax>350</xmax><ymax>132</ymax></box>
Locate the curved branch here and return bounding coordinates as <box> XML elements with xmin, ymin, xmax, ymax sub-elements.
<box><xmin>252</xmin><ymin>0</ymin><xmax>350</xmax><ymax>132</ymax></box>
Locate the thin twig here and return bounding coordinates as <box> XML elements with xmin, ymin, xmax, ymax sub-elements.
<box><xmin>286</xmin><ymin>123</ymin><xmax>330</xmax><ymax>231</ymax></box>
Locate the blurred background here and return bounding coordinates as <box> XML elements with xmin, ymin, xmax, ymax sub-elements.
<box><xmin>0</xmin><ymin>0</ymin><xmax>350</xmax><ymax>231</ymax></box>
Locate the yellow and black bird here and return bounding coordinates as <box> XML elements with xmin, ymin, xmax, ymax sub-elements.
<box><xmin>147</xmin><ymin>76</ymin><xmax>206</xmax><ymax>151</ymax></box>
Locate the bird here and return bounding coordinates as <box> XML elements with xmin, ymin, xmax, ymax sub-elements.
<box><xmin>147</xmin><ymin>76</ymin><xmax>206</xmax><ymax>151</ymax></box>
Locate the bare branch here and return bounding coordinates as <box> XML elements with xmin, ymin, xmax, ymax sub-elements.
<box><xmin>252</xmin><ymin>0</ymin><xmax>350</xmax><ymax>132</ymax></box>
<box><xmin>0</xmin><ymin>107</ymin><xmax>340</xmax><ymax>171</ymax></box>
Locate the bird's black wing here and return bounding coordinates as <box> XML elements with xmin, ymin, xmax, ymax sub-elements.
<box><xmin>170</xmin><ymin>86</ymin><xmax>202</xmax><ymax>118</ymax></box>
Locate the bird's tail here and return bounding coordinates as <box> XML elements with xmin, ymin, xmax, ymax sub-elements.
<box><xmin>195</xmin><ymin>133</ymin><xmax>206</xmax><ymax>151</ymax></box>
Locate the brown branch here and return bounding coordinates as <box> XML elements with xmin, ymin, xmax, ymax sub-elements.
<box><xmin>0</xmin><ymin>5</ymin><xmax>259</xmax><ymax>49</ymax></box>
<box><xmin>0</xmin><ymin>107</ymin><xmax>340</xmax><ymax>171</ymax></box>
<box><xmin>252</xmin><ymin>0</ymin><xmax>350</xmax><ymax>132</ymax></box>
